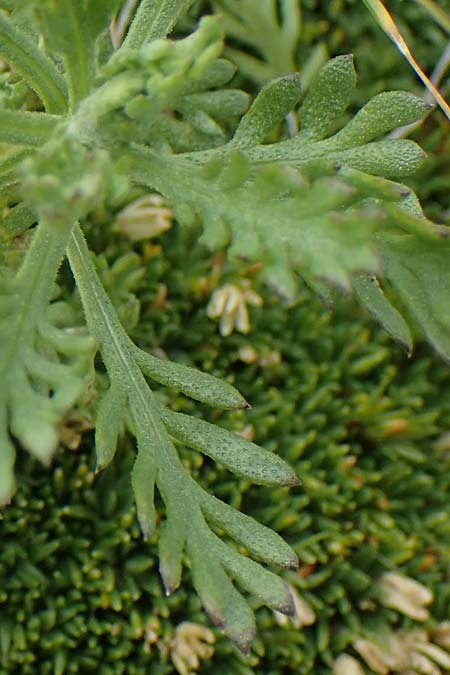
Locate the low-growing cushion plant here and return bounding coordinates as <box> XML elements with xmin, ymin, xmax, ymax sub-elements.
<box><xmin>1</xmin><ymin>229</ymin><xmax>450</xmax><ymax>675</ymax></box>
<box><xmin>0</xmin><ymin>0</ymin><xmax>449</xmax><ymax>652</ymax></box>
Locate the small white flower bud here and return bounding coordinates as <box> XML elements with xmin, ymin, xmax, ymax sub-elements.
<box><xmin>170</xmin><ymin>622</ymin><xmax>215</xmax><ymax>675</ymax></box>
<box><xmin>115</xmin><ymin>194</ymin><xmax>173</xmax><ymax>241</ymax></box>
<box><xmin>207</xmin><ymin>281</ymin><xmax>262</xmax><ymax>336</ymax></box>
<box><xmin>432</xmin><ymin>622</ymin><xmax>450</xmax><ymax>649</ymax></box>
<box><xmin>378</xmin><ymin>572</ymin><xmax>433</xmax><ymax>621</ymax></box>
<box><xmin>334</xmin><ymin>654</ymin><xmax>366</xmax><ymax>675</ymax></box>
<box><xmin>353</xmin><ymin>638</ymin><xmax>394</xmax><ymax>674</ymax></box>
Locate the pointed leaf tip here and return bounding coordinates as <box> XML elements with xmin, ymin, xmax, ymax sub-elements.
<box><xmin>235</xmin><ymin>634</ymin><xmax>254</xmax><ymax>656</ymax></box>
<box><xmin>203</xmin><ymin>596</ymin><xmax>256</xmax><ymax>654</ymax></box>
<box><xmin>298</xmin><ymin>54</ymin><xmax>356</xmax><ymax>141</ymax></box>
<box><xmin>354</xmin><ymin>274</ymin><xmax>413</xmax><ymax>355</ymax></box>
<box><xmin>161</xmin><ymin>407</ymin><xmax>299</xmax><ymax>486</ymax></box>
<box><xmin>137</xmin><ymin>515</ymin><xmax>153</xmax><ymax>541</ymax></box>
<box><xmin>135</xmin><ymin>347</ymin><xmax>247</xmax><ymax>409</ymax></box>
<box><xmin>233</xmin><ymin>72</ymin><xmax>302</xmax><ymax>148</ymax></box>
<box><xmin>277</xmin><ymin>589</ymin><xmax>296</xmax><ymax>617</ymax></box>
<box><xmin>0</xmin><ymin>487</ymin><xmax>14</xmax><ymax>507</ymax></box>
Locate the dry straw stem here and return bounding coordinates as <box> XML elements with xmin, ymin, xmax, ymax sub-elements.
<box><xmin>363</xmin><ymin>0</ymin><xmax>450</xmax><ymax>120</ymax></box>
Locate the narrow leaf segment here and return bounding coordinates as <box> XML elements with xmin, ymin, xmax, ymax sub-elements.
<box><xmin>67</xmin><ymin>225</ymin><xmax>299</xmax><ymax>649</ymax></box>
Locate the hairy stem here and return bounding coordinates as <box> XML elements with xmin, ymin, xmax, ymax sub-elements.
<box><xmin>0</xmin><ymin>12</ymin><xmax>67</xmax><ymax>114</ymax></box>
<box><xmin>0</xmin><ymin>219</ymin><xmax>76</xmax><ymax>377</ymax></box>
<box><xmin>121</xmin><ymin>0</ymin><xmax>195</xmax><ymax>48</ymax></box>
<box><xmin>67</xmin><ymin>225</ymin><xmax>204</xmax><ymax>530</ymax></box>
<box><xmin>0</xmin><ymin>110</ymin><xmax>59</xmax><ymax>146</ymax></box>
<box><xmin>62</xmin><ymin>1</ymin><xmax>94</xmax><ymax>111</ymax></box>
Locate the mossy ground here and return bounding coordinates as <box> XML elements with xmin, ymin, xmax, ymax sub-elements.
<box><xmin>1</xmin><ymin>223</ymin><xmax>450</xmax><ymax>675</ymax></box>
<box><xmin>1</xmin><ymin>2</ymin><xmax>449</xmax><ymax>673</ymax></box>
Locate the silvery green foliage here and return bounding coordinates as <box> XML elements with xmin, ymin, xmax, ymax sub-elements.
<box><xmin>212</xmin><ymin>0</ymin><xmax>301</xmax><ymax>83</ymax></box>
<box><xmin>0</xmin><ymin>0</ymin><xmax>448</xmax><ymax>647</ymax></box>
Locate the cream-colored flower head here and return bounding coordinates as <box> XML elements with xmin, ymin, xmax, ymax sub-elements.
<box><xmin>334</xmin><ymin>653</ymin><xmax>367</xmax><ymax>675</ymax></box>
<box><xmin>170</xmin><ymin>622</ymin><xmax>215</xmax><ymax>675</ymax></box>
<box><xmin>401</xmin><ymin>629</ymin><xmax>450</xmax><ymax>674</ymax></box>
<box><xmin>206</xmin><ymin>280</ymin><xmax>262</xmax><ymax>336</ymax></box>
<box><xmin>352</xmin><ymin>626</ymin><xmax>450</xmax><ymax>675</ymax></box>
<box><xmin>432</xmin><ymin>622</ymin><xmax>450</xmax><ymax>649</ymax></box>
<box><xmin>114</xmin><ymin>194</ymin><xmax>173</xmax><ymax>241</ymax></box>
<box><xmin>353</xmin><ymin>638</ymin><xmax>395</xmax><ymax>675</ymax></box>
<box><xmin>377</xmin><ymin>572</ymin><xmax>433</xmax><ymax>621</ymax></box>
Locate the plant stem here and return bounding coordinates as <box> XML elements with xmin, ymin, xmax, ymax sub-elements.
<box><xmin>67</xmin><ymin>223</ymin><xmax>206</xmax><ymax>540</ymax></box>
<box><xmin>0</xmin><ymin>110</ymin><xmax>59</xmax><ymax>146</ymax></box>
<box><xmin>1</xmin><ymin>219</ymin><xmax>75</xmax><ymax>377</ymax></box>
<box><xmin>0</xmin><ymin>12</ymin><xmax>67</xmax><ymax>114</ymax></box>
<box><xmin>121</xmin><ymin>0</ymin><xmax>195</xmax><ymax>48</ymax></box>
<box><xmin>62</xmin><ymin>1</ymin><xmax>93</xmax><ymax>111</ymax></box>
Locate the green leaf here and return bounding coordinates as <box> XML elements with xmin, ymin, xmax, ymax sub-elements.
<box><xmin>160</xmin><ymin>406</ymin><xmax>300</xmax><ymax>486</ymax></box>
<box><xmin>0</xmin><ymin>110</ymin><xmax>59</xmax><ymax>146</ymax></box>
<box><xmin>326</xmin><ymin>91</ymin><xmax>432</xmax><ymax>148</ymax></box>
<box><xmin>0</xmin><ymin>10</ymin><xmax>67</xmax><ymax>113</ymax></box>
<box><xmin>158</xmin><ymin>516</ymin><xmax>186</xmax><ymax>594</ymax></box>
<box><xmin>67</xmin><ymin>224</ymin><xmax>299</xmax><ymax>649</ymax></box>
<box><xmin>212</xmin><ymin>0</ymin><xmax>300</xmax><ymax>83</ymax></box>
<box><xmin>379</xmin><ymin>234</ymin><xmax>450</xmax><ymax>363</ymax></box>
<box><xmin>354</xmin><ymin>274</ymin><xmax>413</xmax><ymax>355</ymax></box>
<box><xmin>122</xmin><ymin>0</ymin><xmax>196</xmax><ymax>48</ymax></box>
<box><xmin>32</xmin><ymin>0</ymin><xmax>121</xmax><ymax>108</ymax></box>
<box><xmin>21</xmin><ymin>135</ymin><xmax>125</xmax><ymax>226</ymax></box>
<box><xmin>134</xmin><ymin>345</ymin><xmax>249</xmax><ymax>409</ymax></box>
<box><xmin>232</xmin><ymin>73</ymin><xmax>302</xmax><ymax>148</ymax></box>
<box><xmin>212</xmin><ymin>58</ymin><xmax>428</xmax><ymax>182</ymax></box>
<box><xmin>126</xmin><ymin>50</ymin><xmax>433</xmax><ymax>299</ymax></box>
<box><xmin>129</xmin><ymin>147</ymin><xmax>382</xmax><ymax>295</ymax></box>
<box><xmin>326</xmin><ymin>139</ymin><xmax>426</xmax><ymax>180</ymax></box>
<box><xmin>188</xmin><ymin>530</ymin><xmax>256</xmax><ymax>653</ymax></box>
<box><xmin>0</xmin><ymin>222</ymin><xmax>95</xmax><ymax>491</ymax></box>
<box><xmin>213</xmin><ymin>535</ymin><xmax>295</xmax><ymax>614</ymax></box>
<box><xmin>131</xmin><ymin>427</ymin><xmax>157</xmax><ymax>540</ymax></box>
<box><xmin>198</xmin><ymin>486</ymin><xmax>299</xmax><ymax>569</ymax></box>
<box><xmin>179</xmin><ymin>90</ymin><xmax>250</xmax><ymax>123</ymax></box>
<box><xmin>95</xmin><ymin>382</ymin><xmax>126</xmax><ymax>471</ymax></box>
<box><xmin>77</xmin><ymin>16</ymin><xmax>235</xmax><ymax>153</ymax></box>
<box><xmin>297</xmin><ymin>54</ymin><xmax>356</xmax><ymax>141</ymax></box>
<box><xmin>0</xmin><ymin>402</ymin><xmax>15</xmax><ymax>505</ymax></box>
<box><xmin>0</xmin><ymin>135</ymin><xmax>125</xmax><ymax>499</ymax></box>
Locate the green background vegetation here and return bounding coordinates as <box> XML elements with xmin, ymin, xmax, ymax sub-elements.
<box><xmin>1</xmin><ymin>1</ymin><xmax>449</xmax><ymax>674</ymax></box>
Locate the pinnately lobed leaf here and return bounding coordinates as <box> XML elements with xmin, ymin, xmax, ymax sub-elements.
<box><xmin>95</xmin><ymin>381</ymin><xmax>127</xmax><ymax>471</ymax></box>
<box><xmin>133</xmin><ymin>345</ymin><xmax>249</xmax><ymax>408</ymax></box>
<box><xmin>197</xmin><ymin>486</ymin><xmax>299</xmax><ymax>569</ymax></box>
<box><xmin>159</xmin><ymin>406</ymin><xmax>300</xmax><ymax>486</ymax></box>
<box><xmin>379</xmin><ymin>234</ymin><xmax>450</xmax><ymax>363</ymax></box>
<box><xmin>354</xmin><ymin>275</ymin><xmax>413</xmax><ymax>356</ymax></box>
<box><xmin>0</xmin><ymin>0</ymin><xmax>448</xmax><ymax>651</ymax></box>
<box><xmin>232</xmin><ymin>72</ymin><xmax>302</xmax><ymax>147</ymax></box>
<box><xmin>297</xmin><ymin>54</ymin><xmax>357</xmax><ymax>140</ymax></box>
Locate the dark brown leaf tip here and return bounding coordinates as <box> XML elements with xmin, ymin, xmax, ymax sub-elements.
<box><xmin>288</xmin><ymin>554</ymin><xmax>300</xmax><ymax>571</ymax></box>
<box><xmin>287</xmin><ymin>473</ymin><xmax>302</xmax><ymax>487</ymax></box>
<box><xmin>437</xmin><ymin>226</ymin><xmax>450</xmax><ymax>239</ymax></box>
<box><xmin>276</xmin><ymin>592</ymin><xmax>296</xmax><ymax>618</ymax></box>
<box><xmin>232</xmin><ymin>630</ymin><xmax>255</xmax><ymax>655</ymax></box>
